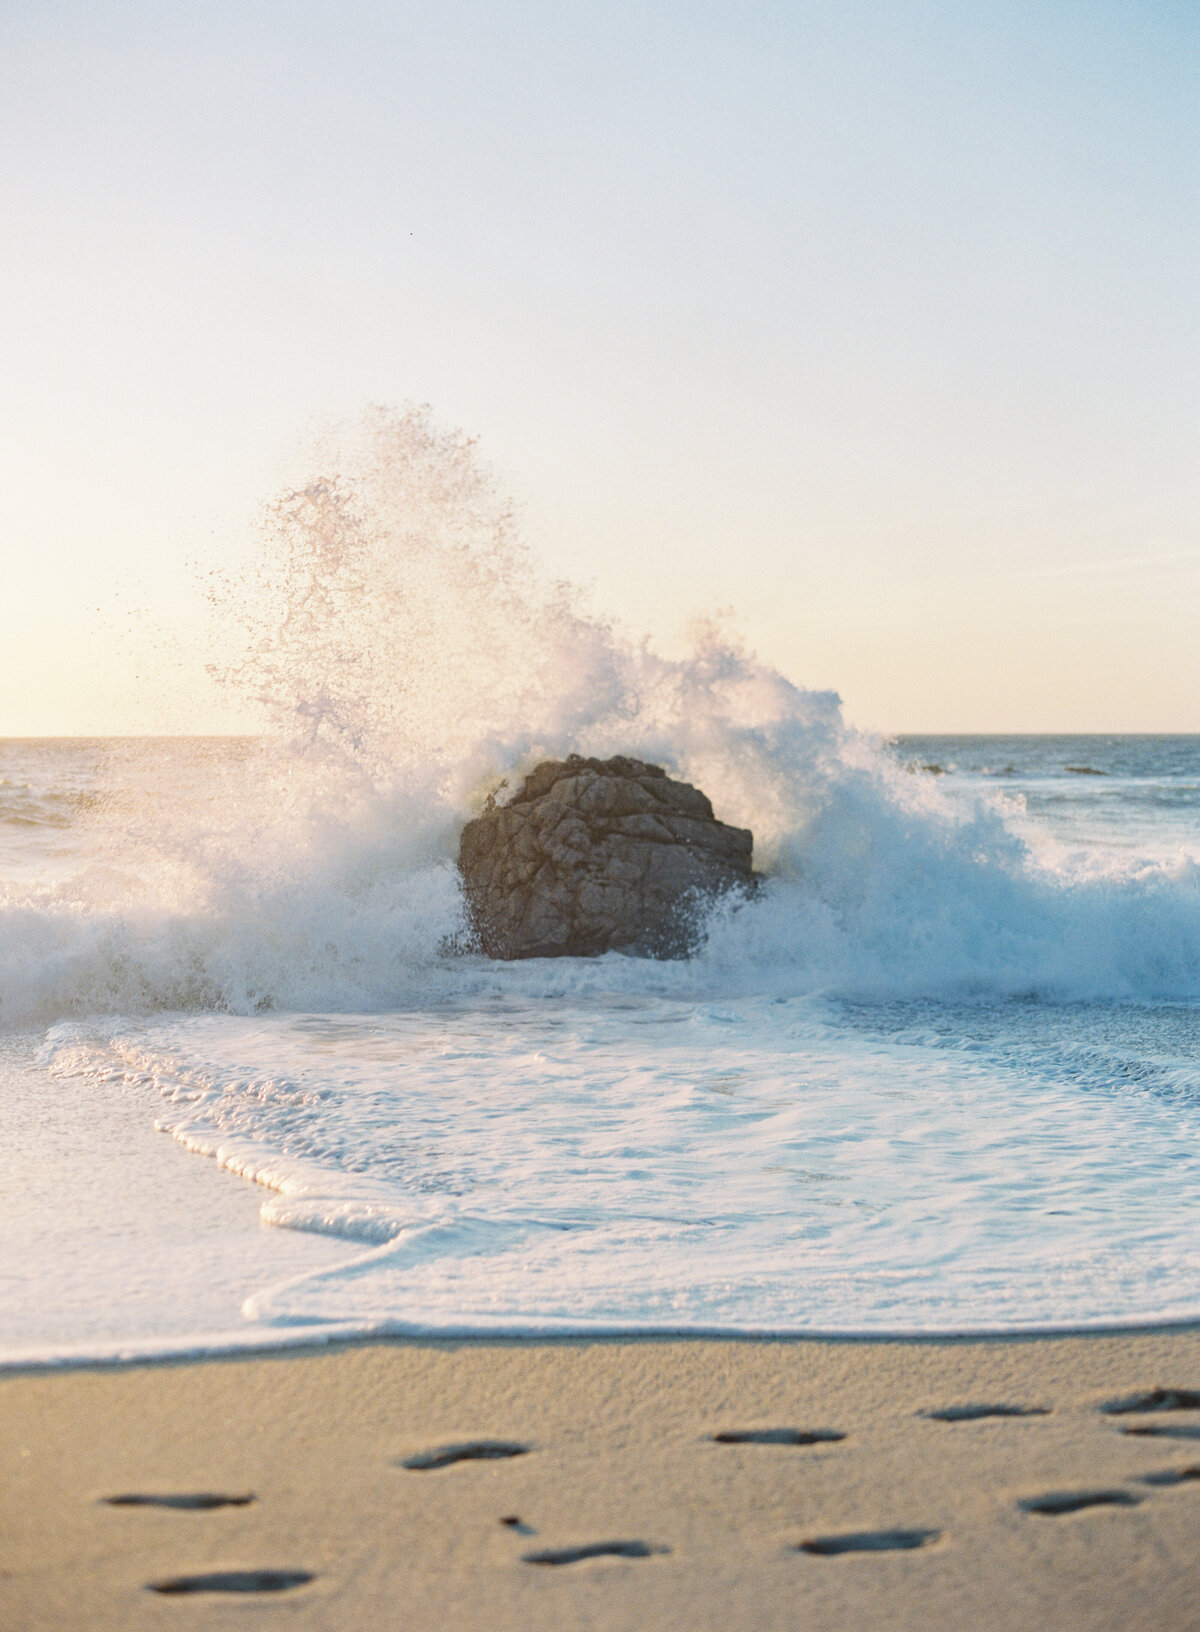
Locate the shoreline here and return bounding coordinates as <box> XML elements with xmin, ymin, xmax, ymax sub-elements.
<box><xmin>6</xmin><ymin>1311</ymin><xmax>1200</xmax><ymax>1376</ymax></box>
<box><xmin>5</xmin><ymin>1328</ymin><xmax>1200</xmax><ymax>1630</ymax></box>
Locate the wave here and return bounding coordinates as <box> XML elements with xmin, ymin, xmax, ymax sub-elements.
<box><xmin>2</xmin><ymin>406</ymin><xmax>1199</xmax><ymax>1026</ymax></box>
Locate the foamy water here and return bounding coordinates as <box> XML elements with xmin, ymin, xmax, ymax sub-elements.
<box><xmin>2</xmin><ymin>409</ymin><xmax>1198</xmax><ymax>1358</ymax></box>
<box><xmin>38</xmin><ymin>990</ymin><xmax>1200</xmax><ymax>1339</ymax></box>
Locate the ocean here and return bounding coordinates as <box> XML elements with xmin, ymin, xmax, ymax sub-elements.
<box><xmin>1</xmin><ymin>414</ymin><xmax>1197</xmax><ymax>1362</ymax></box>
<box><xmin>2</xmin><ymin>729</ymin><xmax>1198</xmax><ymax>1364</ymax></box>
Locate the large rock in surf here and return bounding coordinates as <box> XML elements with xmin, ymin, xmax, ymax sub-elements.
<box><xmin>458</xmin><ymin>754</ymin><xmax>756</xmax><ymax>959</ymax></box>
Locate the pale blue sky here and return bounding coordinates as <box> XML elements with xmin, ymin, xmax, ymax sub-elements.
<box><xmin>2</xmin><ymin>0</ymin><xmax>1196</xmax><ymax>732</ymax></box>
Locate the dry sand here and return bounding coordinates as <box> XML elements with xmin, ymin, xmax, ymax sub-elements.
<box><xmin>3</xmin><ymin>1330</ymin><xmax>1200</xmax><ymax>1631</ymax></box>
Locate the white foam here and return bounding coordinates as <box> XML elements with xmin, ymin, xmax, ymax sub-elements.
<box><xmin>40</xmin><ymin>998</ymin><xmax>1200</xmax><ymax>1338</ymax></box>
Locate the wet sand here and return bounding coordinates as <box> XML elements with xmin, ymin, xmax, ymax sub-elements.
<box><xmin>3</xmin><ymin>1330</ymin><xmax>1200</xmax><ymax>1631</ymax></box>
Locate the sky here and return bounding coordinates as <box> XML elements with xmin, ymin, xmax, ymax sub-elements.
<box><xmin>1</xmin><ymin>0</ymin><xmax>1197</xmax><ymax>735</ymax></box>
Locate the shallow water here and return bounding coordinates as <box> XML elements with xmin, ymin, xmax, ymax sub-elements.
<box><xmin>41</xmin><ymin>987</ymin><xmax>1200</xmax><ymax>1337</ymax></box>
<box><xmin>0</xmin><ymin>1031</ymin><xmax>361</xmax><ymax>1363</ymax></box>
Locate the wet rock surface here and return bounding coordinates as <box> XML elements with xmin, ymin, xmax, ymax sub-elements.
<box><xmin>458</xmin><ymin>755</ymin><xmax>756</xmax><ymax>959</ymax></box>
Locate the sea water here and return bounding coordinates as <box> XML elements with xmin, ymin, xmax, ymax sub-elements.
<box><xmin>2</xmin><ymin>411</ymin><xmax>1198</xmax><ymax>1358</ymax></box>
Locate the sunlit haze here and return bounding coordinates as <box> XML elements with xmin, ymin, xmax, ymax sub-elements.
<box><xmin>2</xmin><ymin>0</ymin><xmax>1196</xmax><ymax>735</ymax></box>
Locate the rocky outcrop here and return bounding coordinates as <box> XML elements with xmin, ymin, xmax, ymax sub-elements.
<box><xmin>457</xmin><ymin>754</ymin><xmax>756</xmax><ymax>959</ymax></box>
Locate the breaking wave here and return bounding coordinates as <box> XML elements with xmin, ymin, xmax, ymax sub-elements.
<box><xmin>2</xmin><ymin>405</ymin><xmax>1198</xmax><ymax>1026</ymax></box>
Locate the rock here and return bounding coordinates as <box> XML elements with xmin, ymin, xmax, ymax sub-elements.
<box><xmin>458</xmin><ymin>754</ymin><xmax>756</xmax><ymax>959</ymax></box>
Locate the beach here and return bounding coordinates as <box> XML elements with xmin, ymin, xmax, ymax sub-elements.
<box><xmin>5</xmin><ymin>1329</ymin><xmax>1200</xmax><ymax>1630</ymax></box>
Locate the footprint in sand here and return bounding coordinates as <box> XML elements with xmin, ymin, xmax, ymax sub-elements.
<box><xmin>400</xmin><ymin>1440</ymin><xmax>531</xmax><ymax>1470</ymax></box>
<box><xmin>522</xmin><ymin>1541</ymin><xmax>668</xmax><ymax>1565</ymax></box>
<box><xmin>1137</xmin><ymin>1465</ymin><xmax>1200</xmax><ymax>1487</ymax></box>
<box><xmin>920</xmin><ymin>1404</ymin><xmax>1050</xmax><ymax>1422</ymax></box>
<box><xmin>1019</xmin><ymin>1489</ymin><xmax>1141</xmax><ymax>1515</ymax></box>
<box><xmin>147</xmin><ymin>1570</ymin><xmax>314</xmax><ymax>1595</ymax></box>
<box><xmin>711</xmin><ymin>1427</ymin><xmax>846</xmax><ymax>1446</ymax></box>
<box><xmin>104</xmin><ymin>1492</ymin><xmax>254</xmax><ymax>1510</ymax></box>
<box><xmin>797</xmin><ymin>1528</ymin><xmax>939</xmax><ymax>1556</ymax></box>
<box><xmin>1100</xmin><ymin>1388</ymin><xmax>1200</xmax><ymax>1415</ymax></box>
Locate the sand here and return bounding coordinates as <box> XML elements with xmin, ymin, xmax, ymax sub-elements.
<box><xmin>3</xmin><ymin>1330</ymin><xmax>1200</xmax><ymax>1631</ymax></box>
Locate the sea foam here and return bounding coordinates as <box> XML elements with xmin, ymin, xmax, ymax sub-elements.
<box><xmin>40</xmin><ymin>998</ymin><xmax>1200</xmax><ymax>1334</ymax></box>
